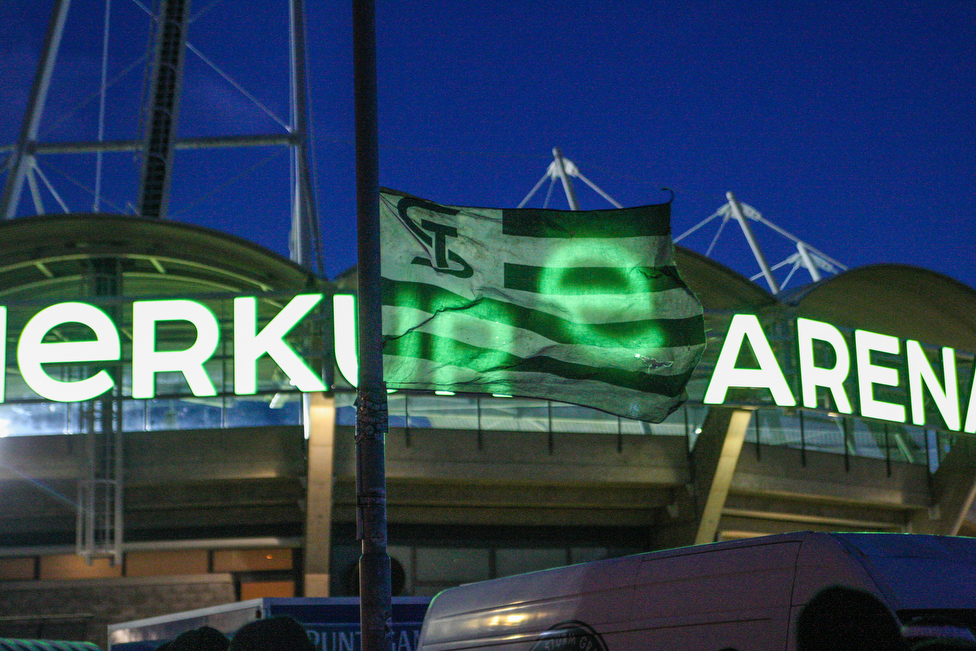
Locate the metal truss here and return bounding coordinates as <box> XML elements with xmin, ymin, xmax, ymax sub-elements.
<box><xmin>674</xmin><ymin>192</ymin><xmax>846</xmax><ymax>294</ymax></box>
<box><xmin>0</xmin><ymin>0</ymin><xmax>322</xmax><ymax>274</ymax></box>
<box><xmin>1</xmin><ymin>0</ymin><xmax>323</xmax><ymax>565</ymax></box>
<box><xmin>520</xmin><ymin>150</ymin><xmax>844</xmax><ymax>295</ymax></box>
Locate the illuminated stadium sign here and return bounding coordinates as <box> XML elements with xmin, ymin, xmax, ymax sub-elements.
<box><xmin>334</xmin><ymin>298</ymin><xmax>976</xmax><ymax>433</ymax></box>
<box><xmin>5</xmin><ymin>292</ymin><xmax>973</xmax><ymax>435</ymax></box>
<box><xmin>705</xmin><ymin>314</ymin><xmax>976</xmax><ymax>434</ymax></box>
<box><xmin>2</xmin><ymin>294</ymin><xmax>327</xmax><ymax>402</ymax></box>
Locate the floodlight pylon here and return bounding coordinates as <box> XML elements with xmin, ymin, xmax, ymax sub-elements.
<box><xmin>0</xmin><ymin>0</ymin><xmax>323</xmax><ymax>565</ymax></box>
<box><xmin>0</xmin><ymin>0</ymin><xmax>321</xmax><ymax>272</ymax></box>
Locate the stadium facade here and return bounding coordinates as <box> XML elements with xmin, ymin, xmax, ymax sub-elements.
<box><xmin>0</xmin><ymin>212</ymin><xmax>973</xmax><ymax>646</ymax></box>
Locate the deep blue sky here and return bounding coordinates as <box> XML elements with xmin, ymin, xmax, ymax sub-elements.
<box><xmin>2</xmin><ymin>0</ymin><xmax>975</xmax><ymax>292</ymax></box>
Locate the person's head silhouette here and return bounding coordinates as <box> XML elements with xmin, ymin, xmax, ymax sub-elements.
<box><xmin>167</xmin><ymin>626</ymin><xmax>229</xmax><ymax>651</ymax></box>
<box><xmin>228</xmin><ymin>616</ymin><xmax>314</xmax><ymax>651</ymax></box>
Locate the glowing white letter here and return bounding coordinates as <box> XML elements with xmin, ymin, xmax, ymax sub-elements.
<box><xmin>132</xmin><ymin>300</ymin><xmax>219</xmax><ymax>399</ymax></box>
<box><xmin>964</xmin><ymin>361</ymin><xmax>976</xmax><ymax>433</ymax></box>
<box><xmin>0</xmin><ymin>307</ymin><xmax>5</xmax><ymax>402</ymax></box>
<box><xmin>797</xmin><ymin>318</ymin><xmax>852</xmax><ymax>413</ymax></box>
<box><xmin>234</xmin><ymin>294</ymin><xmax>327</xmax><ymax>395</ymax></box>
<box><xmin>855</xmin><ymin>329</ymin><xmax>905</xmax><ymax>423</ymax></box>
<box><xmin>907</xmin><ymin>340</ymin><xmax>959</xmax><ymax>431</ymax></box>
<box><xmin>704</xmin><ymin>314</ymin><xmax>795</xmax><ymax>406</ymax></box>
<box><xmin>333</xmin><ymin>294</ymin><xmax>358</xmax><ymax>387</ymax></box>
<box><xmin>18</xmin><ymin>302</ymin><xmax>120</xmax><ymax>402</ymax></box>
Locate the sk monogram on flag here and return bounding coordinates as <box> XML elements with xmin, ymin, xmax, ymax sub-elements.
<box><xmin>379</xmin><ymin>189</ymin><xmax>705</xmax><ymax>423</ymax></box>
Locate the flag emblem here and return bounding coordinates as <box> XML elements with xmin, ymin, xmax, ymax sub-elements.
<box><xmin>379</xmin><ymin>189</ymin><xmax>705</xmax><ymax>422</ymax></box>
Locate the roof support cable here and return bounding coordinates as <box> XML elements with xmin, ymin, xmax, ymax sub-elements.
<box><xmin>186</xmin><ymin>42</ymin><xmax>291</xmax><ymax>131</ymax></box>
<box><xmin>673</xmin><ymin>206</ymin><xmax>726</xmax><ymax>243</ymax></box>
<box><xmin>188</xmin><ymin>0</ymin><xmax>226</xmax><ymax>22</ymax></box>
<box><xmin>703</xmin><ymin>213</ymin><xmax>729</xmax><ymax>258</ymax></box>
<box><xmin>168</xmin><ymin>148</ymin><xmax>283</xmax><ymax>218</ymax></box>
<box><xmin>32</xmin><ymin>161</ymin><xmax>70</xmax><ymax>213</ymax></box>
<box><xmin>44</xmin><ymin>159</ymin><xmax>126</xmax><ymax>213</ymax></box>
<box><xmin>518</xmin><ymin>169</ymin><xmax>551</xmax><ymax>208</ymax></box>
<box><xmin>779</xmin><ymin>260</ymin><xmax>800</xmax><ymax>290</ymax></box>
<box><xmin>574</xmin><ymin>168</ymin><xmax>623</xmax><ymax>208</ymax></box>
<box><xmin>127</xmin><ymin>0</ymin><xmax>154</xmax><ymax>16</ymax></box>
<box><xmin>27</xmin><ymin>167</ymin><xmax>45</xmax><ymax>214</ymax></box>
<box><xmin>519</xmin><ymin>148</ymin><xmax>622</xmax><ymax>211</ymax></box>
<box><xmin>94</xmin><ymin>0</ymin><xmax>113</xmax><ymax>212</ymax></box>
<box><xmin>40</xmin><ymin>55</ymin><xmax>147</xmax><ymax>142</ymax></box>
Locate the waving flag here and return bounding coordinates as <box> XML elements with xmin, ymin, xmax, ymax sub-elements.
<box><xmin>379</xmin><ymin>189</ymin><xmax>705</xmax><ymax>422</ymax></box>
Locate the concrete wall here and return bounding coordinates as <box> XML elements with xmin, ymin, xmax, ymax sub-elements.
<box><xmin>0</xmin><ymin>574</ymin><xmax>235</xmax><ymax>649</ymax></box>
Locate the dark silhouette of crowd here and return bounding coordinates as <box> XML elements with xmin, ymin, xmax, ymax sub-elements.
<box><xmin>154</xmin><ymin>616</ymin><xmax>313</xmax><ymax>651</ymax></box>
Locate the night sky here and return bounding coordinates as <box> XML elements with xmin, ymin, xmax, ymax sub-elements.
<box><xmin>2</xmin><ymin>0</ymin><xmax>974</xmax><ymax>293</ymax></box>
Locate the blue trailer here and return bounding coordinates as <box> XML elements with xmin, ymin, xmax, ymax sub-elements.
<box><xmin>107</xmin><ymin>598</ymin><xmax>430</xmax><ymax>651</ymax></box>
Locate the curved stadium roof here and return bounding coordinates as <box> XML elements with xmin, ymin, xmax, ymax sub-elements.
<box><xmin>0</xmin><ymin>213</ymin><xmax>326</xmax><ymax>303</ymax></box>
<box><xmin>675</xmin><ymin>246</ymin><xmax>976</xmax><ymax>355</ymax></box>
<box><xmin>675</xmin><ymin>246</ymin><xmax>777</xmax><ymax>313</ymax></box>
<box><xmin>784</xmin><ymin>264</ymin><xmax>976</xmax><ymax>352</ymax></box>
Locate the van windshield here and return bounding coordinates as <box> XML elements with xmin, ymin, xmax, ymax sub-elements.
<box><xmin>835</xmin><ymin>534</ymin><xmax>976</xmax><ymax>610</ymax></box>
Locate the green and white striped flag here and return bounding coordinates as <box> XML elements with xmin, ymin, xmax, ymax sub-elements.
<box><xmin>379</xmin><ymin>189</ymin><xmax>705</xmax><ymax>422</ymax></box>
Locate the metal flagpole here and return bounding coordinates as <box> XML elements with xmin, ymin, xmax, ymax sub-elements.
<box><xmin>352</xmin><ymin>1</ymin><xmax>393</xmax><ymax>650</ymax></box>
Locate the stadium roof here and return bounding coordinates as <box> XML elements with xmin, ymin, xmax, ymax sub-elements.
<box><xmin>785</xmin><ymin>264</ymin><xmax>976</xmax><ymax>352</ymax></box>
<box><xmin>677</xmin><ymin>246</ymin><xmax>976</xmax><ymax>354</ymax></box>
<box><xmin>0</xmin><ymin>213</ymin><xmax>325</xmax><ymax>303</ymax></box>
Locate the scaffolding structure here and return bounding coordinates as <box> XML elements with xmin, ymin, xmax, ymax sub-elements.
<box><xmin>0</xmin><ymin>0</ymin><xmax>322</xmax><ymax>564</ymax></box>
<box><xmin>0</xmin><ymin>0</ymin><xmax>321</xmax><ymax>270</ymax></box>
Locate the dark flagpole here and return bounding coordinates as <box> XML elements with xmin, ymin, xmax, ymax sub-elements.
<box><xmin>352</xmin><ymin>0</ymin><xmax>393</xmax><ymax>650</ymax></box>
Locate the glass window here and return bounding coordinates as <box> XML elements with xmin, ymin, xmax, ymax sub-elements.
<box><xmin>148</xmin><ymin>398</ymin><xmax>224</xmax><ymax>431</ymax></box>
<box><xmin>551</xmin><ymin>404</ymin><xmax>617</xmax><ymax>434</ymax></box>
<box><xmin>415</xmin><ymin>547</ymin><xmax>489</xmax><ymax>584</ymax></box>
<box><xmin>0</xmin><ymin>403</ymin><xmax>68</xmax><ymax>436</ymax></box>
<box><xmin>224</xmin><ymin>394</ymin><xmax>302</xmax><ymax>428</ymax></box>
<box><xmin>212</xmin><ymin>548</ymin><xmax>293</xmax><ymax>573</ymax></box>
<box><xmin>798</xmin><ymin>412</ymin><xmax>847</xmax><ymax>455</ymax></box>
<box><xmin>495</xmin><ymin>548</ymin><xmax>568</xmax><ymax>578</ymax></box>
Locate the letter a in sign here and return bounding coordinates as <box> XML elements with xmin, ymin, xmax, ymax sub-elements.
<box><xmin>704</xmin><ymin>314</ymin><xmax>796</xmax><ymax>406</ymax></box>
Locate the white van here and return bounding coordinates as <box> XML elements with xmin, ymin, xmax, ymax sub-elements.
<box><xmin>417</xmin><ymin>532</ymin><xmax>976</xmax><ymax>651</ymax></box>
